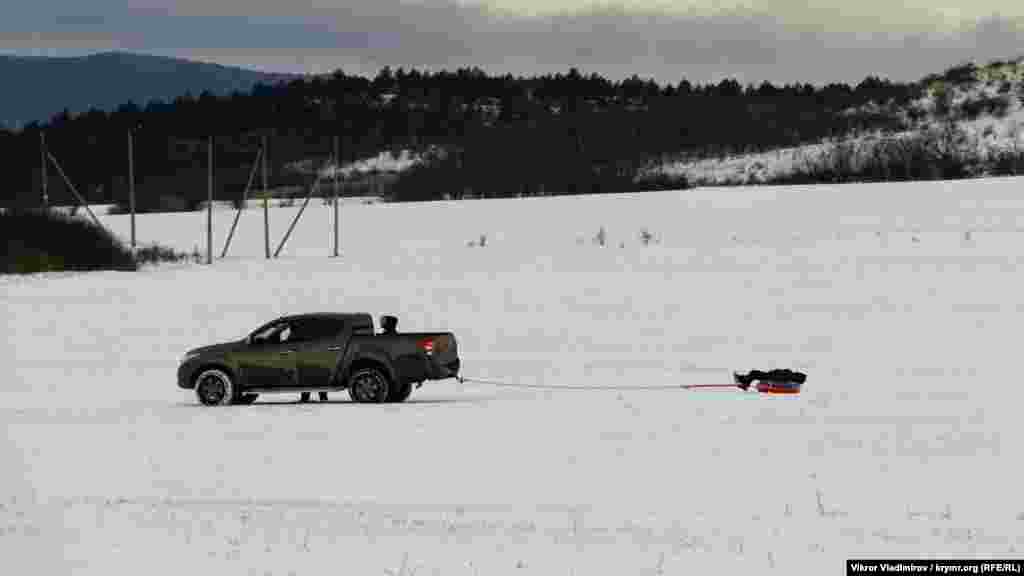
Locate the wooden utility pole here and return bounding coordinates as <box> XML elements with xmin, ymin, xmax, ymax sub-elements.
<box><xmin>128</xmin><ymin>130</ymin><xmax>136</xmax><ymax>250</ymax></box>
<box><xmin>40</xmin><ymin>132</ymin><xmax>48</xmax><ymax>209</ymax></box>
<box><xmin>262</xmin><ymin>134</ymin><xmax>270</xmax><ymax>259</ymax></box>
<box><xmin>1013</xmin><ymin>121</ymin><xmax>1021</xmax><ymax>176</ymax></box>
<box><xmin>207</xmin><ymin>136</ymin><xmax>213</xmax><ymax>265</ymax></box>
<box><xmin>333</xmin><ymin>135</ymin><xmax>340</xmax><ymax>258</ymax></box>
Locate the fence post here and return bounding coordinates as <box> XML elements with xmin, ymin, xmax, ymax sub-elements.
<box><xmin>128</xmin><ymin>129</ymin><xmax>136</xmax><ymax>250</ymax></box>
<box><xmin>333</xmin><ymin>135</ymin><xmax>340</xmax><ymax>258</ymax></box>
<box><xmin>263</xmin><ymin>134</ymin><xmax>270</xmax><ymax>259</ymax></box>
<box><xmin>1013</xmin><ymin>121</ymin><xmax>1020</xmax><ymax>176</ymax></box>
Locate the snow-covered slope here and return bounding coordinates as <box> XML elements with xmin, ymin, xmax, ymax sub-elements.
<box><xmin>642</xmin><ymin>58</ymin><xmax>1024</xmax><ymax>186</ymax></box>
<box><xmin>321</xmin><ymin>148</ymin><xmax>428</xmax><ymax>179</ymax></box>
<box><xmin>285</xmin><ymin>148</ymin><xmax>430</xmax><ymax>179</ymax></box>
<box><xmin>4</xmin><ymin>178</ymin><xmax>1024</xmax><ymax>574</ymax></box>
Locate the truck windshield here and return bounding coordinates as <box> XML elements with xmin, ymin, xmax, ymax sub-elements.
<box><xmin>250</xmin><ymin>322</ymin><xmax>286</xmax><ymax>344</ymax></box>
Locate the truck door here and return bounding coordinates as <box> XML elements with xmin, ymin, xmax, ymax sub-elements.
<box><xmin>237</xmin><ymin>320</ymin><xmax>299</xmax><ymax>389</ymax></box>
<box><xmin>290</xmin><ymin>317</ymin><xmax>350</xmax><ymax>389</ymax></box>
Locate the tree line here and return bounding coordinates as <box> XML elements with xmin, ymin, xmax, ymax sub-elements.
<box><xmin>0</xmin><ymin>66</ymin><xmax>919</xmax><ymax>208</ymax></box>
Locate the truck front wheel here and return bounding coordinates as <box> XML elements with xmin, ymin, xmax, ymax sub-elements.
<box><xmin>195</xmin><ymin>368</ymin><xmax>235</xmax><ymax>406</ymax></box>
<box><xmin>348</xmin><ymin>367</ymin><xmax>391</xmax><ymax>403</ymax></box>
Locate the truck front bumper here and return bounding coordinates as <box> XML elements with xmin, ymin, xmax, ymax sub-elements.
<box><xmin>177</xmin><ymin>363</ymin><xmax>196</xmax><ymax>389</ymax></box>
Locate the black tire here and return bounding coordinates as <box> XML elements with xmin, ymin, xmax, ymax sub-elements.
<box><xmin>388</xmin><ymin>380</ymin><xmax>413</xmax><ymax>403</ymax></box>
<box><xmin>195</xmin><ymin>368</ymin><xmax>235</xmax><ymax>406</ymax></box>
<box><xmin>348</xmin><ymin>367</ymin><xmax>391</xmax><ymax>404</ymax></box>
<box><xmin>299</xmin><ymin>392</ymin><xmax>311</xmax><ymax>403</ymax></box>
<box><xmin>238</xmin><ymin>393</ymin><xmax>259</xmax><ymax>405</ymax></box>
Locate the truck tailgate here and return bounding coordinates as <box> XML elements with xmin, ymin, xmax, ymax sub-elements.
<box><xmin>416</xmin><ymin>332</ymin><xmax>460</xmax><ymax>379</ymax></box>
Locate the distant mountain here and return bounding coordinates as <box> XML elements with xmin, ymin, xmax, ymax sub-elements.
<box><xmin>0</xmin><ymin>51</ymin><xmax>301</xmax><ymax>129</ymax></box>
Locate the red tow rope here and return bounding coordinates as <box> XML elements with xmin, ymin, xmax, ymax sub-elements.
<box><xmin>456</xmin><ymin>377</ymin><xmax>803</xmax><ymax>394</ymax></box>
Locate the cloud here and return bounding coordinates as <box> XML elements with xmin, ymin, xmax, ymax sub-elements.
<box><xmin>2</xmin><ymin>0</ymin><xmax>1023</xmax><ymax>84</ymax></box>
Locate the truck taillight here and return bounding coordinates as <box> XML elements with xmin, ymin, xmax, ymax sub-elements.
<box><xmin>417</xmin><ymin>338</ymin><xmax>435</xmax><ymax>355</ymax></box>
<box><xmin>434</xmin><ymin>335</ymin><xmax>449</xmax><ymax>352</ymax></box>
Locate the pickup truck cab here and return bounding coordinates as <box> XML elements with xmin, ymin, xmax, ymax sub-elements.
<box><xmin>177</xmin><ymin>313</ymin><xmax>460</xmax><ymax>406</ymax></box>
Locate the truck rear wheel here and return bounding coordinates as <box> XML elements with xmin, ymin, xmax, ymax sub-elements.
<box><xmin>348</xmin><ymin>367</ymin><xmax>390</xmax><ymax>403</ymax></box>
<box><xmin>388</xmin><ymin>381</ymin><xmax>413</xmax><ymax>403</ymax></box>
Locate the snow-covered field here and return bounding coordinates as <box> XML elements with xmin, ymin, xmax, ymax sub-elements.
<box><xmin>4</xmin><ymin>178</ymin><xmax>1024</xmax><ymax>574</ymax></box>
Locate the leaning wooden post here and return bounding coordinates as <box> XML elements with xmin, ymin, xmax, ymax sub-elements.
<box><xmin>221</xmin><ymin>147</ymin><xmax>262</xmax><ymax>258</ymax></box>
<box><xmin>207</xmin><ymin>136</ymin><xmax>213</xmax><ymax>265</ymax></box>
<box><xmin>40</xmin><ymin>132</ymin><xmax>49</xmax><ymax>209</ymax></box>
<box><xmin>45</xmin><ymin>150</ymin><xmax>104</xmax><ymax>231</ymax></box>
<box><xmin>274</xmin><ymin>172</ymin><xmax>323</xmax><ymax>258</ymax></box>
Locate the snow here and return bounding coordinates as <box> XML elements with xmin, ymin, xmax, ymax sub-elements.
<box><xmin>644</xmin><ymin>115</ymin><xmax>1022</xmax><ymax>185</ymax></box>
<box><xmin>50</xmin><ymin>204</ymin><xmax>119</xmax><ymax>216</ymax></box>
<box><xmin>322</xmin><ymin>149</ymin><xmax>425</xmax><ymax>178</ymax></box>
<box><xmin>190</xmin><ymin>196</ymin><xmax>383</xmax><ymax>213</ymax></box>
<box><xmin>4</xmin><ymin>178</ymin><xmax>1024</xmax><ymax>574</ymax></box>
<box><xmin>640</xmin><ymin>142</ymin><xmax>843</xmax><ymax>185</ymax></box>
<box><xmin>290</xmin><ymin>149</ymin><xmax>428</xmax><ymax>179</ymax></box>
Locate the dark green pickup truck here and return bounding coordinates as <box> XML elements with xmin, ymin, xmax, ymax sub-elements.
<box><xmin>177</xmin><ymin>313</ymin><xmax>460</xmax><ymax>406</ymax></box>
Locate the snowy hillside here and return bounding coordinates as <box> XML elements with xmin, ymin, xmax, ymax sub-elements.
<box><xmin>285</xmin><ymin>148</ymin><xmax>430</xmax><ymax>179</ymax></box>
<box><xmin>4</xmin><ymin>177</ymin><xmax>1024</xmax><ymax>574</ymax></box>
<box><xmin>641</xmin><ymin>58</ymin><xmax>1024</xmax><ymax>186</ymax></box>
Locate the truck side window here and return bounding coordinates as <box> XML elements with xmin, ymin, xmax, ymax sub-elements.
<box><xmin>290</xmin><ymin>318</ymin><xmax>346</xmax><ymax>342</ymax></box>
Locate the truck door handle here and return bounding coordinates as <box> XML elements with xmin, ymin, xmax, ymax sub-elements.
<box><xmin>327</xmin><ymin>346</ymin><xmax>342</xmax><ymax>351</ymax></box>
<box><xmin>280</xmin><ymin>350</ymin><xmax>294</xmax><ymax>355</ymax></box>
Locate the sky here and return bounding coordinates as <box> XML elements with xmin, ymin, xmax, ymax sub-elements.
<box><xmin>1</xmin><ymin>0</ymin><xmax>1023</xmax><ymax>85</ymax></box>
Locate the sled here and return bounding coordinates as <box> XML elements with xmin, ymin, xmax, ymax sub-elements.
<box><xmin>754</xmin><ymin>379</ymin><xmax>803</xmax><ymax>394</ymax></box>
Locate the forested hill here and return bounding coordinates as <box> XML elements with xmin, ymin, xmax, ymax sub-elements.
<box><xmin>1</xmin><ymin>60</ymin><xmax>920</xmax><ymax>208</ymax></box>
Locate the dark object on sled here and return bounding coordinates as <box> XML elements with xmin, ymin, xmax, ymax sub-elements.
<box><xmin>733</xmin><ymin>369</ymin><xmax>806</xmax><ymax>394</ymax></box>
